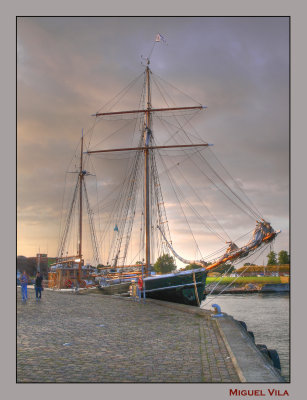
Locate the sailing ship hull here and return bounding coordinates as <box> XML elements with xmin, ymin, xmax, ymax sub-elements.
<box><xmin>144</xmin><ymin>269</ymin><xmax>207</xmax><ymax>306</ymax></box>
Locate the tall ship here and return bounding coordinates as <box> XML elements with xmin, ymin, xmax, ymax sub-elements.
<box><xmin>50</xmin><ymin>37</ymin><xmax>280</xmax><ymax>306</ymax></box>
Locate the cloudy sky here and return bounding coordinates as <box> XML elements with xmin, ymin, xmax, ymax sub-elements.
<box><xmin>17</xmin><ymin>17</ymin><xmax>289</xmax><ymax>265</ymax></box>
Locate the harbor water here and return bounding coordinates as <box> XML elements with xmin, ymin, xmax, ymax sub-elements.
<box><xmin>201</xmin><ymin>292</ymin><xmax>290</xmax><ymax>382</ymax></box>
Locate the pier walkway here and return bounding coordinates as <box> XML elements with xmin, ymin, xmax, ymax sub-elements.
<box><xmin>17</xmin><ymin>289</ymin><xmax>238</xmax><ymax>383</ymax></box>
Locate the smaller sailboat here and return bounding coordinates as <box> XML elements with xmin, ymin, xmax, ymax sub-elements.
<box><xmin>49</xmin><ymin>130</ymin><xmax>99</xmax><ymax>289</ymax></box>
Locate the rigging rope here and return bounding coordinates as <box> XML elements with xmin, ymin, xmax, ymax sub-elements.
<box><xmin>96</xmin><ymin>72</ymin><xmax>145</xmax><ymax>114</ymax></box>
<box><xmin>57</xmin><ymin>176</ymin><xmax>79</xmax><ymax>258</ymax></box>
<box><xmin>156</xmin><ymin>148</ymin><xmax>204</xmax><ymax>260</ymax></box>
<box><xmin>164</xmin><ymin>152</ymin><xmax>231</xmax><ymax>243</ymax></box>
<box><xmin>152</xmin><ymin>71</ymin><xmax>263</xmax><ymax>222</ymax></box>
<box><xmin>202</xmin><ymin>242</ymin><xmax>272</xmax><ymax>307</ymax></box>
<box><xmin>83</xmin><ymin>180</ymin><xmax>100</xmax><ymax>265</ymax></box>
<box><xmin>205</xmin><ymin>148</ymin><xmax>263</xmax><ymax>220</ymax></box>
<box><xmin>195</xmin><ymin>150</ymin><xmax>262</xmax><ymax>221</ymax></box>
<box><xmin>57</xmin><ymin>139</ymin><xmax>85</xmax><ymax>254</ymax></box>
<box><xmin>152</xmin><ymin>72</ymin><xmax>202</xmax><ymax>107</ymax></box>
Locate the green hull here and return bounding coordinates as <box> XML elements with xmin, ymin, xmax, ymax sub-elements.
<box><xmin>144</xmin><ymin>269</ymin><xmax>207</xmax><ymax>306</ymax></box>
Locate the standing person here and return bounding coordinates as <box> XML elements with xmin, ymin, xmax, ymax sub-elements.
<box><xmin>35</xmin><ymin>271</ymin><xmax>43</xmax><ymax>300</ymax></box>
<box><xmin>20</xmin><ymin>270</ymin><xmax>28</xmax><ymax>303</ymax></box>
<box><xmin>137</xmin><ymin>276</ymin><xmax>143</xmax><ymax>301</ymax></box>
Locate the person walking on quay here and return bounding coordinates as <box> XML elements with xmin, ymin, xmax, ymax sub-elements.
<box><xmin>35</xmin><ymin>271</ymin><xmax>43</xmax><ymax>301</ymax></box>
<box><xmin>20</xmin><ymin>270</ymin><xmax>28</xmax><ymax>303</ymax></box>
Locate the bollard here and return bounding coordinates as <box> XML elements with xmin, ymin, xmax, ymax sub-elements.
<box><xmin>211</xmin><ymin>303</ymin><xmax>224</xmax><ymax>317</ymax></box>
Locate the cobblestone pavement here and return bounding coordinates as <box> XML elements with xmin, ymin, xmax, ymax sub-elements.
<box><xmin>17</xmin><ymin>289</ymin><xmax>239</xmax><ymax>383</ymax></box>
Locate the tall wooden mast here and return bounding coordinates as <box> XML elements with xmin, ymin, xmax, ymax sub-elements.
<box><xmin>87</xmin><ymin>65</ymin><xmax>208</xmax><ymax>274</ymax></box>
<box><xmin>78</xmin><ymin>129</ymin><xmax>84</xmax><ymax>282</ymax></box>
<box><xmin>144</xmin><ymin>62</ymin><xmax>151</xmax><ymax>277</ymax></box>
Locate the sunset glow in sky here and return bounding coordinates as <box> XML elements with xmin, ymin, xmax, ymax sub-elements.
<box><xmin>17</xmin><ymin>17</ymin><xmax>289</xmax><ymax>265</ymax></box>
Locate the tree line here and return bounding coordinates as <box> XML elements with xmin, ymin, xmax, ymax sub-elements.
<box><xmin>17</xmin><ymin>256</ymin><xmax>49</xmax><ymax>277</ymax></box>
<box><xmin>266</xmin><ymin>250</ymin><xmax>289</xmax><ymax>266</ymax></box>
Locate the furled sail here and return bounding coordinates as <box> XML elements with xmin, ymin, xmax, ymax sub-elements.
<box><xmin>157</xmin><ymin>221</ymin><xmax>280</xmax><ymax>271</ymax></box>
<box><xmin>157</xmin><ymin>225</ymin><xmax>207</xmax><ymax>267</ymax></box>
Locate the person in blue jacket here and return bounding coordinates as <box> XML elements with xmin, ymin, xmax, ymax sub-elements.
<box><xmin>20</xmin><ymin>270</ymin><xmax>28</xmax><ymax>303</ymax></box>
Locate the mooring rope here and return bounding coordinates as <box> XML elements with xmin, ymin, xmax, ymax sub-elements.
<box><xmin>193</xmin><ymin>271</ymin><xmax>201</xmax><ymax>307</ymax></box>
<box><xmin>202</xmin><ymin>242</ymin><xmax>271</xmax><ymax>307</ymax></box>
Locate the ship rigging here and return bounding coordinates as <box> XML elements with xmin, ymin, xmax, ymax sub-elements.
<box><xmin>52</xmin><ymin>41</ymin><xmax>280</xmax><ymax>304</ymax></box>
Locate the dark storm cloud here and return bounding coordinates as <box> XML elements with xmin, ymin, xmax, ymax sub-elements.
<box><xmin>17</xmin><ymin>17</ymin><xmax>289</xmax><ymax>260</ymax></box>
